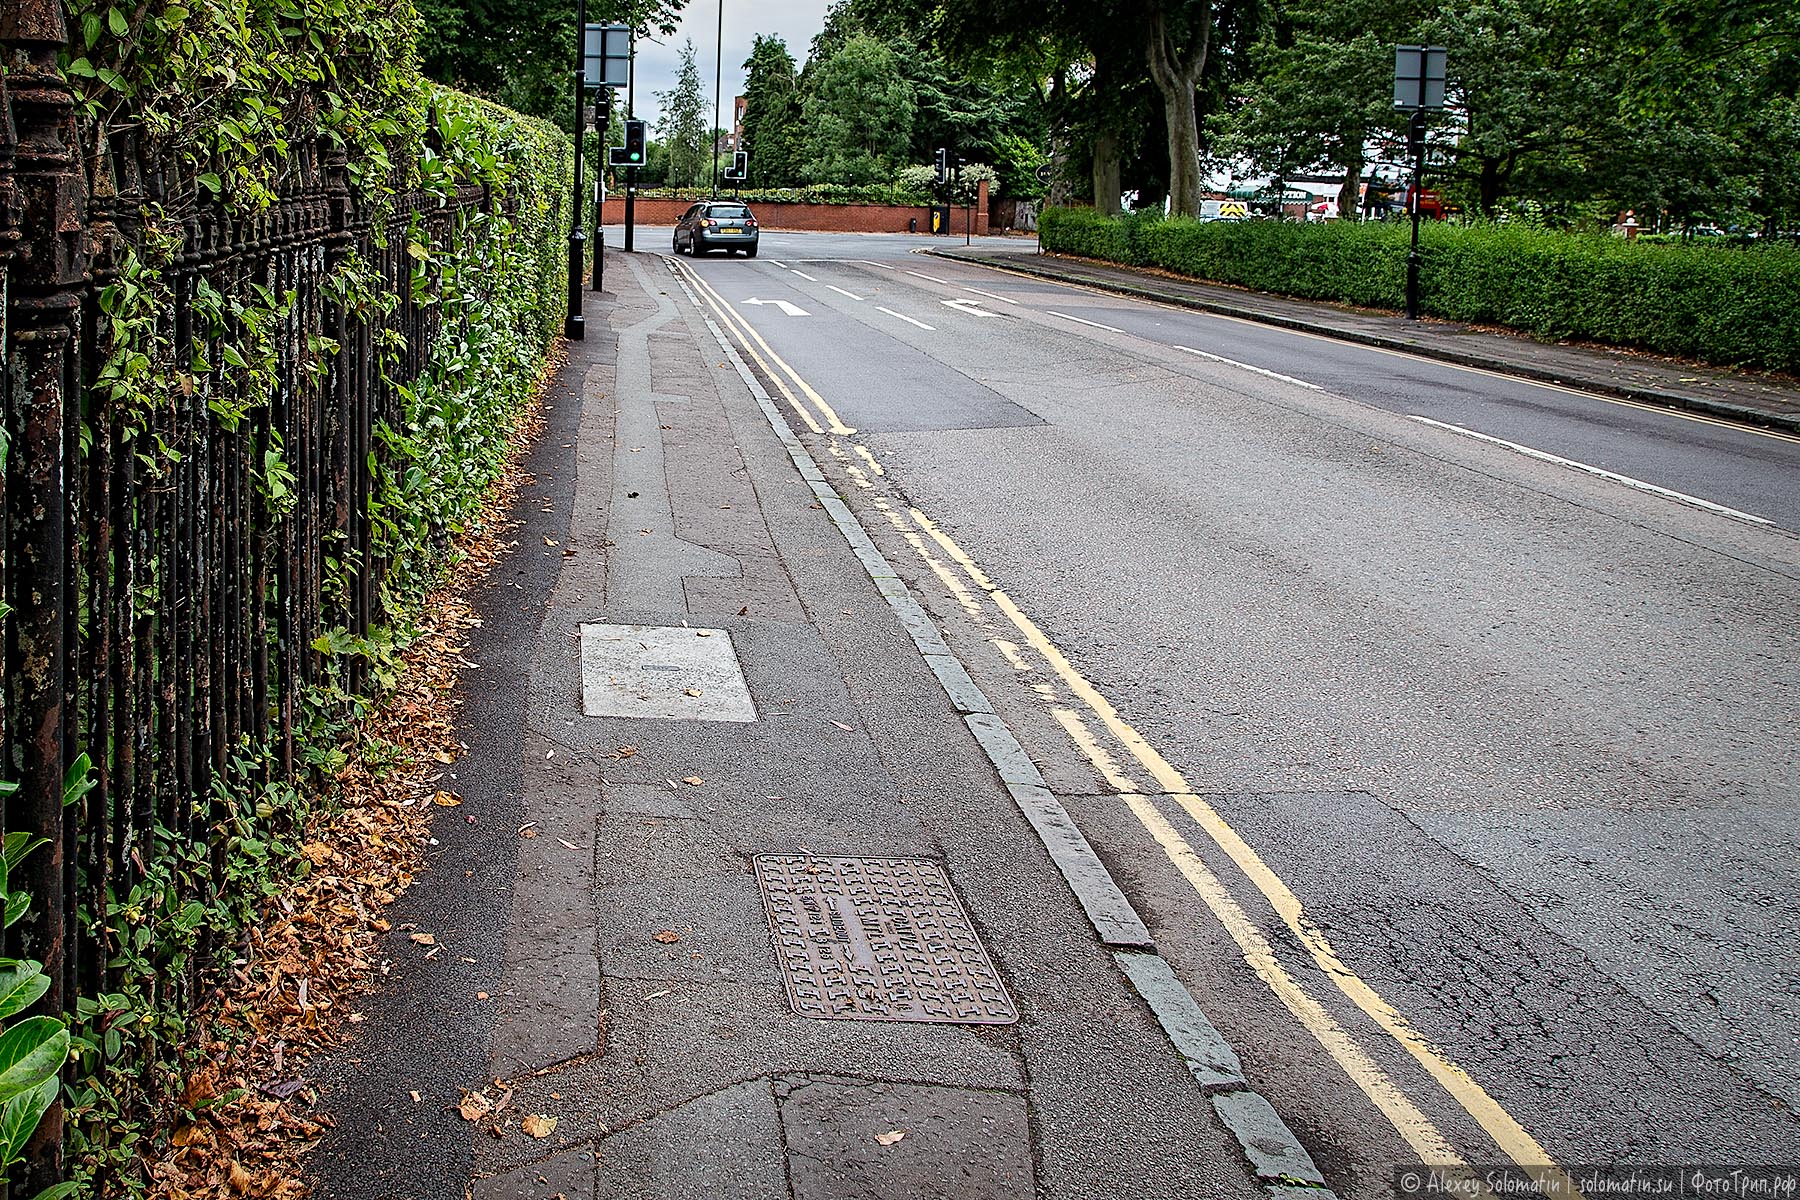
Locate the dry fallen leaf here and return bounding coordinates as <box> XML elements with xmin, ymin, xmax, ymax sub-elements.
<box><xmin>544</xmin><ymin>536</ymin><xmax>559</xmax><ymax>546</ymax></box>
<box><xmin>409</xmin><ymin>933</ymin><xmax>437</xmax><ymax>947</ymax></box>
<box><xmin>830</xmin><ymin>720</ymin><xmax>854</xmax><ymax>732</ymax></box>
<box><xmin>434</xmin><ymin>750</ymin><xmax>455</xmax><ymax>764</ymax></box>
<box><xmin>681</xmin><ymin>776</ymin><xmax>704</xmax><ymax>786</ymax></box>
<box><xmin>522</xmin><ymin>1113</ymin><xmax>558</xmax><ymax>1139</ymax></box>
<box><xmin>653</xmin><ymin>930</ymin><xmax>681</xmax><ymax>944</ymax></box>
<box><xmin>683</xmin><ymin>687</ymin><xmax>703</xmax><ymax>698</ymax></box>
<box><xmin>874</xmin><ymin>1130</ymin><xmax>906</xmax><ymax>1146</ymax></box>
<box><xmin>459</xmin><ymin>1092</ymin><xmax>493</xmax><ymax>1121</ymax></box>
<box><xmin>228</xmin><ymin>1159</ymin><xmax>253</xmax><ymax>1193</ymax></box>
<box><xmin>432</xmin><ymin>791</ymin><xmax>462</xmax><ymax>807</ymax></box>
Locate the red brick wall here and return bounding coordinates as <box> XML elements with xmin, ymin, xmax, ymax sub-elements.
<box><xmin>601</xmin><ymin>194</ymin><xmax>989</xmax><ymax>236</ymax></box>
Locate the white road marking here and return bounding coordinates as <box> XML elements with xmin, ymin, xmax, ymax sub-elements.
<box><xmin>742</xmin><ymin>298</ymin><xmax>810</xmax><ymax>317</ymax></box>
<box><xmin>1174</xmin><ymin>345</ymin><xmax>1323</xmax><ymax>391</ymax></box>
<box><xmin>877</xmin><ymin>306</ymin><xmax>935</xmax><ymax>331</ymax></box>
<box><xmin>1048</xmin><ymin>310</ymin><xmax>1125</xmax><ymax>334</ymax></box>
<box><xmin>789</xmin><ymin>269</ymin><xmax>819</xmax><ymax>281</ymax></box>
<box><xmin>856</xmin><ymin>259</ymin><xmax>895</xmax><ymax>270</ymax></box>
<box><xmin>941</xmin><ymin>297</ymin><xmax>1000</xmax><ymax>318</ymax></box>
<box><xmin>1406</xmin><ymin>414</ymin><xmax>1775</xmax><ymax>525</ymax></box>
<box><xmin>906</xmin><ymin>270</ymin><xmax>952</xmax><ymax>284</ymax></box>
<box><xmin>961</xmin><ymin>285</ymin><xmax>1018</xmax><ymax>305</ymax></box>
<box><xmin>766</xmin><ymin>260</ymin><xmax>788</xmax><ymax>268</ymax></box>
<box><xmin>826</xmin><ymin>285</ymin><xmax>865</xmax><ymax>301</ymax></box>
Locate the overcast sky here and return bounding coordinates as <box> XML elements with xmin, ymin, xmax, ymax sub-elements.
<box><xmin>624</xmin><ymin>0</ymin><xmax>832</xmax><ymax>132</ymax></box>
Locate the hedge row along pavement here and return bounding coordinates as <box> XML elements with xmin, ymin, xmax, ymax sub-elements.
<box><xmin>2</xmin><ymin>0</ymin><xmax>572</xmax><ymax>1187</ymax></box>
<box><xmin>1038</xmin><ymin>207</ymin><xmax>1800</xmax><ymax>374</ymax></box>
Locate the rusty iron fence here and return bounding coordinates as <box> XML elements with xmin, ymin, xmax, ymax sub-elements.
<box><xmin>1</xmin><ymin>5</ymin><xmax>530</xmax><ymax>1184</ymax></box>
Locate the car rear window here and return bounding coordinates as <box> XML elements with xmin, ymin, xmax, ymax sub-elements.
<box><xmin>708</xmin><ymin>205</ymin><xmax>751</xmax><ymax>219</ymax></box>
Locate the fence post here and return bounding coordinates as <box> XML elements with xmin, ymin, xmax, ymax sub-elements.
<box><xmin>2</xmin><ymin>0</ymin><xmax>90</xmax><ymax>1184</ymax></box>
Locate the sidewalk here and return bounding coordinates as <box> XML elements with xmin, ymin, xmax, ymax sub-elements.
<box><xmin>925</xmin><ymin>245</ymin><xmax>1800</xmax><ymax>435</ymax></box>
<box><xmin>306</xmin><ymin>251</ymin><xmax>1322</xmax><ymax>1199</ymax></box>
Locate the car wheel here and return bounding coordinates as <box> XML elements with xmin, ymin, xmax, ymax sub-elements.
<box><xmin>673</xmin><ymin>233</ymin><xmax>680</xmax><ymax>252</ymax></box>
<box><xmin>745</xmin><ymin>243</ymin><xmax>758</xmax><ymax>259</ymax></box>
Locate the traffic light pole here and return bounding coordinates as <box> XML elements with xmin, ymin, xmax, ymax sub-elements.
<box><xmin>565</xmin><ymin>0</ymin><xmax>588</xmax><ymax>338</ymax></box>
<box><xmin>591</xmin><ymin>89</ymin><xmax>608</xmax><ymax>292</ymax></box>
<box><xmin>625</xmin><ymin>39</ymin><xmax>637</xmax><ymax>252</ymax></box>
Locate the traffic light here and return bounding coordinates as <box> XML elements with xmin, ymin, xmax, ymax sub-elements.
<box><xmin>934</xmin><ymin>147</ymin><xmax>948</xmax><ymax>186</ymax></box>
<box><xmin>730</xmin><ymin>150</ymin><xmax>748</xmax><ymax>180</ymax></box>
<box><xmin>624</xmin><ymin>119</ymin><xmax>647</xmax><ymax>165</ymax></box>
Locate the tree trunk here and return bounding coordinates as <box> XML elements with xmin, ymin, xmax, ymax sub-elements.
<box><xmin>1145</xmin><ymin>5</ymin><xmax>1209</xmax><ymax>218</ymax></box>
<box><xmin>1339</xmin><ymin>132</ymin><xmax>1364</xmax><ymax>221</ymax></box>
<box><xmin>1092</xmin><ymin>131</ymin><xmax>1122</xmax><ymax>215</ymax></box>
<box><xmin>1046</xmin><ymin>70</ymin><xmax>1076</xmax><ymax>209</ymax></box>
<box><xmin>1159</xmin><ymin>84</ymin><xmax>1202</xmax><ymax>216</ymax></box>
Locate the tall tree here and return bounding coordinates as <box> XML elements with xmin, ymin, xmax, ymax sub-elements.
<box><xmin>801</xmin><ymin>34</ymin><xmax>916</xmax><ymax>183</ymax></box>
<box><xmin>658</xmin><ymin>39</ymin><xmax>710</xmax><ymax>188</ymax></box>
<box><xmin>741</xmin><ymin>35</ymin><xmax>804</xmax><ymax>187</ymax></box>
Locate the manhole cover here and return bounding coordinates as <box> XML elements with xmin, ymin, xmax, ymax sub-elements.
<box><xmin>754</xmin><ymin>856</ymin><xmax>1018</xmax><ymax>1025</ymax></box>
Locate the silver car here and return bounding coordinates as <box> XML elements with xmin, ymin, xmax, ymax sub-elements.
<box><xmin>674</xmin><ymin>201</ymin><xmax>760</xmax><ymax>257</ymax></box>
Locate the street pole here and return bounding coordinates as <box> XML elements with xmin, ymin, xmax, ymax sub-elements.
<box><xmin>624</xmin><ymin>34</ymin><xmax>636</xmax><ymax>252</ymax></box>
<box><xmin>565</xmin><ymin>0</ymin><xmax>587</xmax><ymax>338</ymax></box>
<box><xmin>711</xmin><ymin>0</ymin><xmax>723</xmax><ymax>196</ymax></box>
<box><xmin>1405</xmin><ymin>108</ymin><xmax>1425</xmax><ymax>321</ymax></box>
<box><xmin>592</xmin><ymin>88</ymin><xmax>608</xmax><ymax>292</ymax></box>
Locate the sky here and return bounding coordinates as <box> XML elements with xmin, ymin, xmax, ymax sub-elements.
<box><xmin>623</xmin><ymin>0</ymin><xmax>833</xmax><ymax>131</ymax></box>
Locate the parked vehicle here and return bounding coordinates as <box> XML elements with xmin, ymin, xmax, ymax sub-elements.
<box><xmin>674</xmin><ymin>201</ymin><xmax>759</xmax><ymax>256</ymax></box>
<box><xmin>1200</xmin><ymin>198</ymin><xmax>1250</xmax><ymax>222</ymax></box>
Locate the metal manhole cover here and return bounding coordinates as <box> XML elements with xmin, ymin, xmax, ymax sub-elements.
<box><xmin>754</xmin><ymin>856</ymin><xmax>1018</xmax><ymax>1025</ymax></box>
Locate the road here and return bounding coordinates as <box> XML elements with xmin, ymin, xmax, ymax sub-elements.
<box><xmin>649</xmin><ymin>226</ymin><xmax>1800</xmax><ymax>1193</ymax></box>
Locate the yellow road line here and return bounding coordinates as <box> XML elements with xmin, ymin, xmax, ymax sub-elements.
<box><xmin>992</xmin><ymin>638</ymin><xmax>1032</xmax><ymax>672</ymax></box>
<box><xmin>676</xmin><ymin>261</ymin><xmax>855</xmax><ymax>436</ymax></box>
<box><xmin>682</xmin><ymin>256</ymin><xmax>1578</xmax><ymax>1192</ymax></box>
<box><xmin>1054</xmin><ymin>706</ymin><xmax>1469</xmax><ymax>1169</ymax></box>
<box><xmin>912</xmin><ymin>509</ymin><xmax>1581</xmax><ymax>1195</ymax></box>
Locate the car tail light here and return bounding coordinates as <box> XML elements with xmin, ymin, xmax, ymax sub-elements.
<box><xmin>745</xmin><ymin>218</ymin><xmax>757</xmax><ymax>227</ymax></box>
<box><xmin>702</xmin><ymin>219</ymin><xmax>717</xmax><ymax>227</ymax></box>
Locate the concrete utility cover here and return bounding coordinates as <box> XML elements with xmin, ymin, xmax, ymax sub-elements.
<box><xmin>754</xmin><ymin>856</ymin><xmax>1018</xmax><ymax>1025</ymax></box>
<box><xmin>579</xmin><ymin>624</ymin><xmax>756</xmax><ymax>722</ymax></box>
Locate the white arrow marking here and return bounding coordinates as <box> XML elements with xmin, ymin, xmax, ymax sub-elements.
<box><xmin>941</xmin><ymin>297</ymin><xmax>1000</xmax><ymax>318</ymax></box>
<box><xmin>742</xmin><ymin>298</ymin><xmax>810</xmax><ymax>317</ymax></box>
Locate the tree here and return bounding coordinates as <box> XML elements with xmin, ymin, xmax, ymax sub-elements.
<box><xmin>658</xmin><ymin>39</ymin><xmax>710</xmax><ymax>189</ymax></box>
<box><xmin>741</xmin><ymin>35</ymin><xmax>804</xmax><ymax>187</ymax></box>
<box><xmin>416</xmin><ymin>0</ymin><xmax>692</xmax><ymax>130</ymax></box>
<box><xmin>801</xmin><ymin>34</ymin><xmax>916</xmax><ymax>184</ymax></box>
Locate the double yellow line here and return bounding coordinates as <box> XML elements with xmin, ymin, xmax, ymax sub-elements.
<box><xmin>674</xmin><ymin>253</ymin><xmax>1582</xmax><ymax>1197</ymax></box>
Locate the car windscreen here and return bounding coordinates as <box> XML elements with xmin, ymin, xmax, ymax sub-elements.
<box><xmin>707</xmin><ymin>205</ymin><xmax>751</xmax><ymax>219</ymax></box>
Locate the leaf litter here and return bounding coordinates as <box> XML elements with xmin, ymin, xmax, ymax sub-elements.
<box><xmin>143</xmin><ymin>354</ymin><xmax>556</xmax><ymax>1198</ymax></box>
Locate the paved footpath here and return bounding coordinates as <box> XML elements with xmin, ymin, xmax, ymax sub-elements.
<box><xmin>308</xmin><ymin>251</ymin><xmax>1322</xmax><ymax>1199</ymax></box>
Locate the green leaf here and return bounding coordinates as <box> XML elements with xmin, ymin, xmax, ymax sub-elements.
<box><xmin>0</xmin><ymin>963</ymin><xmax>49</xmax><ymax>1021</ymax></box>
<box><xmin>62</xmin><ymin>753</ymin><xmax>95</xmax><ymax>808</ymax></box>
<box><xmin>4</xmin><ymin>892</ymin><xmax>27</xmax><ymax>930</ymax></box>
<box><xmin>30</xmin><ymin>1183</ymin><xmax>82</xmax><ymax>1200</ymax></box>
<box><xmin>0</xmin><ymin>1076</ymin><xmax>58</xmax><ymax>1170</ymax></box>
<box><xmin>197</xmin><ymin>172</ymin><xmax>222</xmax><ymax>195</ymax></box>
<box><xmin>2</xmin><ymin>832</ymin><xmax>43</xmax><ymax>874</ymax></box>
<box><xmin>0</xmin><ymin>1018</ymin><xmax>68</xmax><ymax>1103</ymax></box>
<box><xmin>107</xmin><ymin>7</ymin><xmax>128</xmax><ymax>36</ymax></box>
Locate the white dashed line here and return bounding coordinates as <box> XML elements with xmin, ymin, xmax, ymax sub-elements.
<box><xmin>1406</xmin><ymin>415</ymin><xmax>1774</xmax><ymax>525</ymax></box>
<box><xmin>905</xmin><ymin>270</ymin><xmax>952</xmax><ymax>284</ymax></box>
<box><xmin>826</xmin><ymin>285</ymin><xmax>865</xmax><ymax>301</ymax></box>
<box><xmin>856</xmin><ymin>259</ymin><xmax>895</xmax><ymax>270</ymax></box>
<box><xmin>1174</xmin><ymin>345</ymin><xmax>1322</xmax><ymax>391</ymax></box>
<box><xmin>789</xmin><ymin>269</ymin><xmax>818</xmax><ymax>281</ymax></box>
<box><xmin>876</xmin><ymin>306</ymin><xmax>935</xmax><ymax>331</ymax></box>
<box><xmin>1048</xmin><ymin>311</ymin><xmax>1125</xmax><ymax>334</ymax></box>
<box><xmin>961</xmin><ymin>286</ymin><xmax>1018</xmax><ymax>305</ymax></box>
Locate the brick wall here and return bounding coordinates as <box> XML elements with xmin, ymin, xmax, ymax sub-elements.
<box><xmin>602</xmin><ymin>184</ymin><xmax>991</xmax><ymax>237</ymax></box>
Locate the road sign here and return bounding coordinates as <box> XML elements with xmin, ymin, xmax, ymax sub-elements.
<box><xmin>1034</xmin><ymin>163</ymin><xmax>1053</xmax><ymax>184</ymax></box>
<box><xmin>1393</xmin><ymin>45</ymin><xmax>1447</xmax><ymax>110</ymax></box>
<box><xmin>743</xmin><ymin>298</ymin><xmax>809</xmax><ymax>317</ymax></box>
<box><xmin>584</xmin><ymin>23</ymin><xmax>630</xmax><ymax>90</ymax></box>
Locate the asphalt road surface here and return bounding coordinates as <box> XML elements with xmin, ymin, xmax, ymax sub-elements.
<box><xmin>647</xmin><ymin>225</ymin><xmax>1800</xmax><ymax>1193</ymax></box>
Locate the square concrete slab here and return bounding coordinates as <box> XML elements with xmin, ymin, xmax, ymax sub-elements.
<box><xmin>580</xmin><ymin>624</ymin><xmax>757</xmax><ymax>722</ymax></box>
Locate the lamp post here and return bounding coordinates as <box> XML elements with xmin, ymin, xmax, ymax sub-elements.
<box><xmin>710</xmin><ymin>0</ymin><xmax>723</xmax><ymax>196</ymax></box>
<box><xmin>592</xmin><ymin>89</ymin><xmax>608</xmax><ymax>292</ymax></box>
<box><xmin>565</xmin><ymin>0</ymin><xmax>589</xmax><ymax>339</ymax></box>
<box><xmin>1392</xmin><ymin>44</ymin><xmax>1446</xmax><ymax>321</ymax></box>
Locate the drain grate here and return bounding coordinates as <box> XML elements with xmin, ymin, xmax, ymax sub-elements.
<box><xmin>754</xmin><ymin>856</ymin><xmax>1018</xmax><ymax>1025</ymax></box>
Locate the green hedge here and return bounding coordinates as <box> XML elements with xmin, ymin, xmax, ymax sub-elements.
<box><xmin>1038</xmin><ymin>207</ymin><xmax>1800</xmax><ymax>372</ymax></box>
